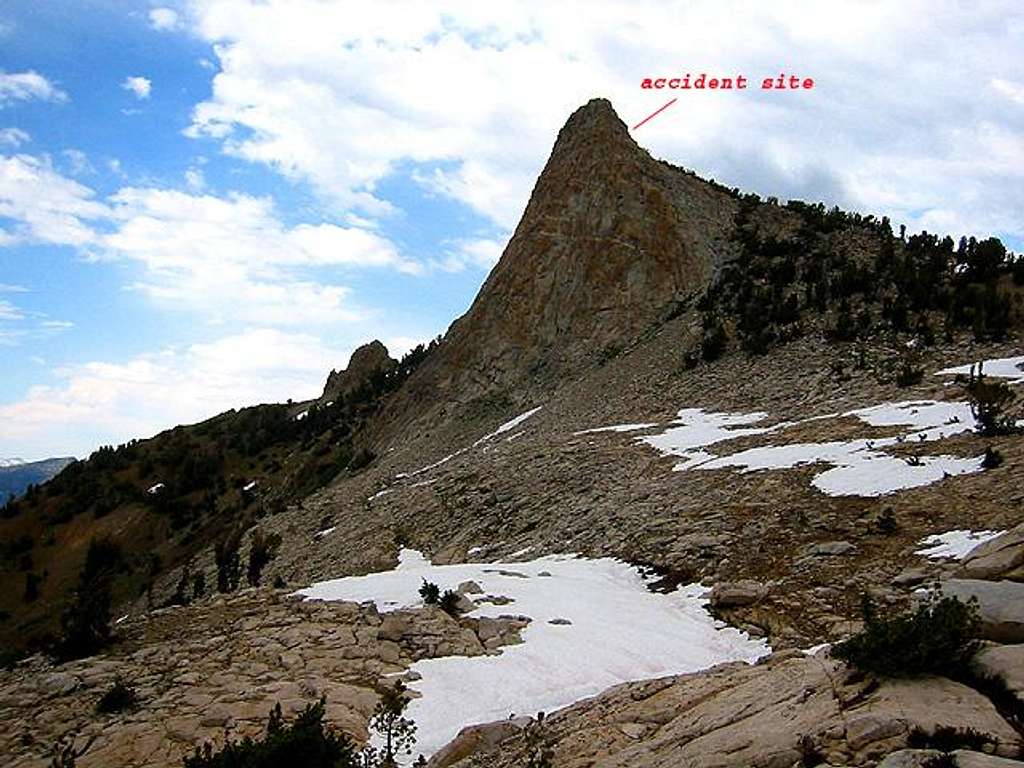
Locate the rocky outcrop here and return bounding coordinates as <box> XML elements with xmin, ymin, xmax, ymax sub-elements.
<box><xmin>441</xmin><ymin>652</ymin><xmax>1022</xmax><ymax>767</ymax></box>
<box><xmin>972</xmin><ymin>643</ymin><xmax>1024</xmax><ymax>707</ymax></box>
<box><xmin>0</xmin><ymin>589</ymin><xmax>526</xmax><ymax>768</ymax></box>
<box><xmin>961</xmin><ymin>524</ymin><xmax>1024</xmax><ymax>581</ymax></box>
<box><xmin>709</xmin><ymin>580</ymin><xmax>769</xmax><ymax>608</ymax></box>
<box><xmin>320</xmin><ymin>340</ymin><xmax>397</xmax><ymax>403</ymax></box>
<box><xmin>382</xmin><ymin>98</ymin><xmax>738</xmax><ymax>425</ymax></box>
<box><xmin>941</xmin><ymin>579</ymin><xmax>1024</xmax><ymax>643</ymax></box>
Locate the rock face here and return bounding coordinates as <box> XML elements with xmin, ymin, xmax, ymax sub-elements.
<box><xmin>941</xmin><ymin>579</ymin><xmax>1024</xmax><ymax>643</ymax></box>
<box><xmin>0</xmin><ymin>590</ymin><xmax>527</xmax><ymax>768</ymax></box>
<box><xmin>321</xmin><ymin>340</ymin><xmax>397</xmax><ymax>402</ymax></box>
<box><xmin>442</xmin><ymin>653</ymin><xmax>1022</xmax><ymax>767</ymax></box>
<box><xmin>960</xmin><ymin>523</ymin><xmax>1024</xmax><ymax>581</ymax></box>
<box><xmin>972</xmin><ymin>643</ymin><xmax>1024</xmax><ymax>706</ymax></box>
<box><xmin>389</xmin><ymin>98</ymin><xmax>737</xmax><ymax>417</ymax></box>
<box><xmin>709</xmin><ymin>580</ymin><xmax>769</xmax><ymax>608</ymax></box>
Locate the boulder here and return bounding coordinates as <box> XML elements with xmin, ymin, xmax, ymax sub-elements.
<box><xmin>709</xmin><ymin>580</ymin><xmax>770</xmax><ymax>608</ymax></box>
<box><xmin>941</xmin><ymin>580</ymin><xmax>1024</xmax><ymax>643</ymax></box>
<box><xmin>810</xmin><ymin>541</ymin><xmax>857</xmax><ymax>557</ymax></box>
<box><xmin>953</xmin><ymin>751</ymin><xmax>1024</xmax><ymax>767</ymax></box>
<box><xmin>427</xmin><ymin>716</ymin><xmax>531</xmax><ymax>768</ymax></box>
<box><xmin>971</xmin><ymin>644</ymin><xmax>1024</xmax><ymax>706</ymax></box>
<box><xmin>457</xmin><ymin>581</ymin><xmax>483</xmax><ymax>595</ymax></box>
<box><xmin>877</xmin><ymin>750</ymin><xmax>943</xmax><ymax>768</ymax></box>
<box><xmin>960</xmin><ymin>524</ymin><xmax>1024</xmax><ymax>581</ymax></box>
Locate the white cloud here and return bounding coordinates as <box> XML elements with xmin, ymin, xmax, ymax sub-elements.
<box><xmin>182</xmin><ymin>1</ymin><xmax>1024</xmax><ymax>242</ymax></box>
<box><xmin>149</xmin><ymin>7</ymin><xmax>182</xmax><ymax>31</ymax></box>
<box><xmin>992</xmin><ymin>78</ymin><xmax>1024</xmax><ymax>106</ymax></box>
<box><xmin>62</xmin><ymin>148</ymin><xmax>94</xmax><ymax>175</ymax></box>
<box><xmin>432</xmin><ymin>236</ymin><xmax>506</xmax><ymax>272</ymax></box>
<box><xmin>0</xmin><ymin>154</ymin><xmax>108</xmax><ymax>246</ymax></box>
<box><xmin>0</xmin><ymin>154</ymin><xmax>420</xmax><ymax>325</ymax></box>
<box><xmin>0</xmin><ymin>127</ymin><xmax>29</xmax><ymax>147</ymax></box>
<box><xmin>0</xmin><ymin>70</ymin><xmax>67</xmax><ymax>107</ymax></box>
<box><xmin>101</xmin><ymin>186</ymin><xmax>419</xmax><ymax>324</ymax></box>
<box><xmin>184</xmin><ymin>166</ymin><xmax>205</xmax><ymax>190</ymax></box>
<box><xmin>0</xmin><ymin>328</ymin><xmax>353</xmax><ymax>459</ymax></box>
<box><xmin>0</xmin><ymin>298</ymin><xmax>23</xmax><ymax>320</ymax></box>
<box><xmin>122</xmin><ymin>76</ymin><xmax>152</xmax><ymax>99</ymax></box>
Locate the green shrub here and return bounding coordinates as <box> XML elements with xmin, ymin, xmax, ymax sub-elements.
<box><xmin>907</xmin><ymin>724</ymin><xmax>995</xmax><ymax>753</ymax></box>
<box><xmin>56</xmin><ymin>536</ymin><xmax>124</xmax><ymax>661</ymax></box>
<box><xmin>96</xmin><ymin>677</ymin><xmax>138</xmax><ymax>713</ymax></box>
<box><xmin>438</xmin><ymin>589</ymin><xmax>461</xmax><ymax>617</ymax></box>
<box><xmin>215</xmin><ymin>530</ymin><xmax>243</xmax><ymax>593</ymax></box>
<box><xmin>418</xmin><ymin>580</ymin><xmax>440</xmax><ymax>605</ymax></box>
<box><xmin>833</xmin><ymin>595</ymin><xmax>980</xmax><ymax>677</ymax></box>
<box><xmin>895</xmin><ymin>359</ymin><xmax>924</xmax><ymax>388</ymax></box>
<box><xmin>184</xmin><ymin>699</ymin><xmax>358</xmax><ymax>768</ymax></box>
<box><xmin>184</xmin><ymin>688</ymin><xmax>420</xmax><ymax>768</ymax></box>
<box><xmin>981</xmin><ymin>447</ymin><xmax>1004</xmax><ymax>470</ymax></box>
<box><xmin>247</xmin><ymin>529</ymin><xmax>282</xmax><ymax>587</ymax></box>
<box><xmin>873</xmin><ymin>507</ymin><xmax>898</xmax><ymax>535</ymax></box>
<box><xmin>964</xmin><ymin>364</ymin><xmax>1020</xmax><ymax>437</ymax></box>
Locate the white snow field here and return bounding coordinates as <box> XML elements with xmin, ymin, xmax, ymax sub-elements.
<box><xmin>297</xmin><ymin>549</ymin><xmax>769</xmax><ymax>758</ymax></box>
<box><xmin>915</xmin><ymin>529</ymin><xmax>1006</xmax><ymax>560</ymax></box>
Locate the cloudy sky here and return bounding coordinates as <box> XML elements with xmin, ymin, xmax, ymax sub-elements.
<box><xmin>1</xmin><ymin>1</ymin><xmax>1022</xmax><ymax>460</ymax></box>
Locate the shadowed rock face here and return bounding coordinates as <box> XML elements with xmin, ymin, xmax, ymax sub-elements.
<box><xmin>321</xmin><ymin>340</ymin><xmax>397</xmax><ymax>402</ymax></box>
<box><xmin>394</xmin><ymin>98</ymin><xmax>737</xmax><ymax>414</ymax></box>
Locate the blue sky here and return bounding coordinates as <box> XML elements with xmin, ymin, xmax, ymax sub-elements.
<box><xmin>1</xmin><ymin>1</ymin><xmax>1022</xmax><ymax>460</ymax></box>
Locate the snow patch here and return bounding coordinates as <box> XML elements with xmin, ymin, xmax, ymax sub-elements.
<box><xmin>915</xmin><ymin>529</ymin><xmax>1005</xmax><ymax>560</ymax></box>
<box><xmin>296</xmin><ymin>549</ymin><xmax>768</xmax><ymax>757</ymax></box>
<box><xmin>574</xmin><ymin>422</ymin><xmax>659</xmax><ymax>435</ymax></box>
<box><xmin>147</xmin><ymin>482</ymin><xmax>165</xmax><ymax>495</ymax></box>
<box><xmin>314</xmin><ymin>526</ymin><xmax>337</xmax><ymax>540</ymax></box>
<box><xmin>472</xmin><ymin>406</ymin><xmax>543</xmax><ymax>447</ymax></box>
<box><xmin>936</xmin><ymin>356</ymin><xmax>1024</xmax><ymax>384</ymax></box>
<box><xmin>628</xmin><ymin>402</ymin><xmax>984</xmax><ymax>497</ymax></box>
<box><xmin>295</xmin><ymin>409</ymin><xmax>309</xmax><ymax>421</ymax></box>
<box><xmin>242</xmin><ymin>481</ymin><xmax>257</xmax><ymax>492</ymax></box>
<box><xmin>368</xmin><ymin>488</ymin><xmax>394</xmax><ymax>502</ymax></box>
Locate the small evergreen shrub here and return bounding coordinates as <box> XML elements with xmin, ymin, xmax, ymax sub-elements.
<box><xmin>895</xmin><ymin>360</ymin><xmax>924</xmax><ymax>388</ymax></box>
<box><xmin>96</xmin><ymin>677</ymin><xmax>138</xmax><ymax>713</ymax></box>
<box><xmin>55</xmin><ymin>536</ymin><xmax>124</xmax><ymax>660</ymax></box>
<box><xmin>418</xmin><ymin>579</ymin><xmax>440</xmax><ymax>605</ymax></box>
<box><xmin>438</xmin><ymin>589</ymin><xmax>462</xmax><ymax>617</ymax></box>
<box><xmin>873</xmin><ymin>507</ymin><xmax>898</xmax><ymax>535</ymax></box>
<box><xmin>922</xmin><ymin>755</ymin><xmax>956</xmax><ymax>768</ymax></box>
<box><xmin>184</xmin><ymin>699</ymin><xmax>359</xmax><ymax>768</ymax></box>
<box><xmin>183</xmin><ymin>687</ymin><xmax>420</xmax><ymax>768</ymax></box>
<box><xmin>247</xmin><ymin>528</ymin><xmax>282</xmax><ymax>587</ymax></box>
<box><xmin>981</xmin><ymin>447</ymin><xmax>1004</xmax><ymax>469</ymax></box>
<box><xmin>833</xmin><ymin>595</ymin><xmax>980</xmax><ymax>678</ymax></box>
<box><xmin>964</xmin><ymin>364</ymin><xmax>1020</xmax><ymax>437</ymax></box>
<box><xmin>215</xmin><ymin>530</ymin><xmax>242</xmax><ymax>593</ymax></box>
<box><xmin>907</xmin><ymin>725</ymin><xmax>994</xmax><ymax>753</ymax></box>
<box><xmin>523</xmin><ymin>712</ymin><xmax>555</xmax><ymax>768</ymax></box>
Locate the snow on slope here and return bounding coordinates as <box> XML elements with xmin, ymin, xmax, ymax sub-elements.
<box><xmin>916</xmin><ymin>529</ymin><xmax>1005</xmax><ymax>560</ymax></box>
<box><xmin>936</xmin><ymin>355</ymin><xmax>1024</xmax><ymax>384</ymax></box>
<box><xmin>0</xmin><ymin>458</ymin><xmax>25</xmax><ymax>467</ymax></box>
<box><xmin>583</xmin><ymin>391</ymin><xmax>988</xmax><ymax>497</ymax></box>
<box><xmin>297</xmin><ymin>549</ymin><xmax>768</xmax><ymax>757</ymax></box>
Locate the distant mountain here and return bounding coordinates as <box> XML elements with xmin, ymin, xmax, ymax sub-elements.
<box><xmin>0</xmin><ymin>457</ymin><xmax>75</xmax><ymax>501</ymax></box>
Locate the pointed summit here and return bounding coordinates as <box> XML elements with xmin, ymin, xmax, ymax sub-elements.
<box><xmin>387</xmin><ymin>98</ymin><xmax>738</xmax><ymax>418</ymax></box>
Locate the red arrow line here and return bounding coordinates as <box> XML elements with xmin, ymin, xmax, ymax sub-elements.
<box><xmin>632</xmin><ymin>98</ymin><xmax>678</xmax><ymax>130</ymax></box>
